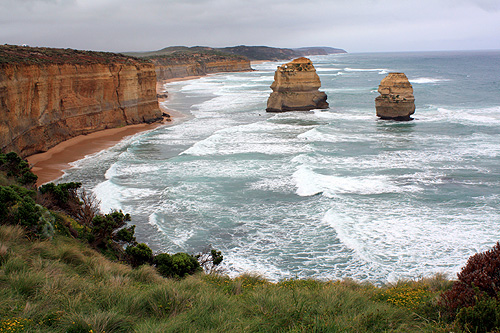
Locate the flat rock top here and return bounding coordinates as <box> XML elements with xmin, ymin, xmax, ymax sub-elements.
<box><xmin>278</xmin><ymin>57</ymin><xmax>315</xmax><ymax>72</ymax></box>
<box><xmin>378</xmin><ymin>72</ymin><xmax>414</xmax><ymax>97</ymax></box>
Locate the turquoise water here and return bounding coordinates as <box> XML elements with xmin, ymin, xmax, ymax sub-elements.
<box><xmin>59</xmin><ymin>50</ymin><xmax>500</xmax><ymax>283</ymax></box>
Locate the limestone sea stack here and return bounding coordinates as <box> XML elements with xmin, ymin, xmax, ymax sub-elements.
<box><xmin>375</xmin><ymin>73</ymin><xmax>415</xmax><ymax>121</ymax></box>
<box><xmin>266</xmin><ymin>57</ymin><xmax>328</xmax><ymax>112</ymax></box>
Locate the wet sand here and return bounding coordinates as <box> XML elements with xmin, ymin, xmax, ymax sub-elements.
<box><xmin>27</xmin><ymin>77</ymin><xmax>198</xmax><ymax>186</ymax></box>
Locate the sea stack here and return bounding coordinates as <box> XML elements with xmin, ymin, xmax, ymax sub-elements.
<box><xmin>375</xmin><ymin>73</ymin><xmax>415</xmax><ymax>121</ymax></box>
<box><xmin>266</xmin><ymin>57</ymin><xmax>328</xmax><ymax>112</ymax></box>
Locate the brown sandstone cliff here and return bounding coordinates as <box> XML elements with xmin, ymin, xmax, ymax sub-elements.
<box><xmin>266</xmin><ymin>57</ymin><xmax>328</xmax><ymax>112</ymax></box>
<box><xmin>150</xmin><ymin>52</ymin><xmax>251</xmax><ymax>81</ymax></box>
<box><xmin>375</xmin><ymin>72</ymin><xmax>415</xmax><ymax>121</ymax></box>
<box><xmin>0</xmin><ymin>45</ymin><xmax>162</xmax><ymax>157</ymax></box>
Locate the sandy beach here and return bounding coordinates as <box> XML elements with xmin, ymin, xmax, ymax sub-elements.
<box><xmin>27</xmin><ymin>77</ymin><xmax>198</xmax><ymax>186</ymax></box>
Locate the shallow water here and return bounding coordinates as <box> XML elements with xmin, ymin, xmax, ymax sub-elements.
<box><xmin>59</xmin><ymin>50</ymin><xmax>500</xmax><ymax>283</ymax></box>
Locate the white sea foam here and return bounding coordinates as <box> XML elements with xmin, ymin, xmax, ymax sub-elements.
<box><xmin>410</xmin><ymin>77</ymin><xmax>450</xmax><ymax>84</ymax></box>
<box><xmin>293</xmin><ymin>166</ymin><xmax>403</xmax><ymax>197</ymax></box>
<box><xmin>93</xmin><ymin>180</ymin><xmax>124</xmax><ymax>213</ymax></box>
<box><xmin>315</xmin><ymin>67</ymin><xmax>342</xmax><ymax>72</ymax></box>
<box><xmin>344</xmin><ymin>67</ymin><xmax>390</xmax><ymax>73</ymax></box>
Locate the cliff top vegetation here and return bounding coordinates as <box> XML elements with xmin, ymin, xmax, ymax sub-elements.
<box><xmin>146</xmin><ymin>49</ymin><xmax>248</xmax><ymax>66</ymax></box>
<box><xmin>0</xmin><ymin>44</ymin><xmax>150</xmax><ymax>65</ymax></box>
<box><xmin>125</xmin><ymin>45</ymin><xmax>347</xmax><ymax>61</ymax></box>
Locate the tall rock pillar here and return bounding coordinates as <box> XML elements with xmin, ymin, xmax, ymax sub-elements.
<box><xmin>266</xmin><ymin>57</ymin><xmax>328</xmax><ymax>112</ymax></box>
<box><xmin>375</xmin><ymin>72</ymin><xmax>415</xmax><ymax>121</ymax></box>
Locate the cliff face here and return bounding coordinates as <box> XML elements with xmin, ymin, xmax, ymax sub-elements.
<box><xmin>266</xmin><ymin>57</ymin><xmax>329</xmax><ymax>112</ymax></box>
<box><xmin>151</xmin><ymin>53</ymin><xmax>251</xmax><ymax>81</ymax></box>
<box><xmin>375</xmin><ymin>72</ymin><xmax>415</xmax><ymax>121</ymax></box>
<box><xmin>0</xmin><ymin>45</ymin><xmax>162</xmax><ymax>157</ymax></box>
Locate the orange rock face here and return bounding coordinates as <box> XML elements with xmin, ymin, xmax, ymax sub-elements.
<box><xmin>266</xmin><ymin>57</ymin><xmax>328</xmax><ymax>112</ymax></box>
<box><xmin>0</xmin><ymin>62</ymin><xmax>162</xmax><ymax>157</ymax></box>
<box><xmin>152</xmin><ymin>57</ymin><xmax>251</xmax><ymax>81</ymax></box>
<box><xmin>375</xmin><ymin>72</ymin><xmax>415</xmax><ymax>121</ymax></box>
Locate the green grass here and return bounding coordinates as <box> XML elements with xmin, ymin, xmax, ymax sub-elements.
<box><xmin>0</xmin><ymin>225</ymin><xmax>457</xmax><ymax>332</ymax></box>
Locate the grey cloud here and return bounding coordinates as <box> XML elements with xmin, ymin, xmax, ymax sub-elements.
<box><xmin>0</xmin><ymin>0</ymin><xmax>499</xmax><ymax>52</ymax></box>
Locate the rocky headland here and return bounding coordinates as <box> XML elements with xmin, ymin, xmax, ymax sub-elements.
<box><xmin>375</xmin><ymin>72</ymin><xmax>415</xmax><ymax>121</ymax></box>
<box><xmin>0</xmin><ymin>45</ymin><xmax>163</xmax><ymax>157</ymax></box>
<box><xmin>266</xmin><ymin>57</ymin><xmax>329</xmax><ymax>112</ymax></box>
<box><xmin>125</xmin><ymin>45</ymin><xmax>347</xmax><ymax>62</ymax></box>
<box><xmin>148</xmin><ymin>51</ymin><xmax>251</xmax><ymax>81</ymax></box>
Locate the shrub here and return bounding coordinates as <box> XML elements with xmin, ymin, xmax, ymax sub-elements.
<box><xmin>197</xmin><ymin>248</ymin><xmax>224</xmax><ymax>274</ymax></box>
<box><xmin>154</xmin><ymin>252</ymin><xmax>201</xmax><ymax>278</ymax></box>
<box><xmin>38</xmin><ymin>182</ymin><xmax>82</xmax><ymax>210</ymax></box>
<box><xmin>441</xmin><ymin>243</ymin><xmax>500</xmax><ymax>315</ymax></box>
<box><xmin>125</xmin><ymin>243</ymin><xmax>153</xmax><ymax>267</ymax></box>
<box><xmin>89</xmin><ymin>210</ymin><xmax>131</xmax><ymax>248</ymax></box>
<box><xmin>0</xmin><ymin>152</ymin><xmax>37</xmax><ymax>187</ymax></box>
<box><xmin>456</xmin><ymin>296</ymin><xmax>500</xmax><ymax>332</ymax></box>
<box><xmin>440</xmin><ymin>242</ymin><xmax>500</xmax><ymax>331</ymax></box>
<box><xmin>115</xmin><ymin>225</ymin><xmax>136</xmax><ymax>244</ymax></box>
<box><xmin>0</xmin><ymin>185</ymin><xmax>55</xmax><ymax>238</ymax></box>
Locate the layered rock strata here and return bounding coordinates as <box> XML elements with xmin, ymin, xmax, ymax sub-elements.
<box><xmin>375</xmin><ymin>73</ymin><xmax>415</xmax><ymax>121</ymax></box>
<box><xmin>266</xmin><ymin>57</ymin><xmax>328</xmax><ymax>112</ymax></box>
<box><xmin>0</xmin><ymin>45</ymin><xmax>162</xmax><ymax>157</ymax></box>
<box><xmin>151</xmin><ymin>53</ymin><xmax>251</xmax><ymax>81</ymax></box>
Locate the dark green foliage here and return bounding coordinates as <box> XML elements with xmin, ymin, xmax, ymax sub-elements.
<box><xmin>0</xmin><ymin>185</ymin><xmax>53</xmax><ymax>238</ymax></box>
<box><xmin>90</xmin><ymin>210</ymin><xmax>130</xmax><ymax>248</ymax></box>
<box><xmin>125</xmin><ymin>243</ymin><xmax>153</xmax><ymax>267</ymax></box>
<box><xmin>154</xmin><ymin>252</ymin><xmax>201</xmax><ymax>278</ymax></box>
<box><xmin>197</xmin><ymin>248</ymin><xmax>224</xmax><ymax>274</ymax></box>
<box><xmin>115</xmin><ymin>225</ymin><xmax>136</xmax><ymax>244</ymax></box>
<box><xmin>0</xmin><ymin>152</ymin><xmax>37</xmax><ymax>187</ymax></box>
<box><xmin>39</xmin><ymin>182</ymin><xmax>82</xmax><ymax>208</ymax></box>
<box><xmin>0</xmin><ymin>185</ymin><xmax>21</xmax><ymax>220</ymax></box>
<box><xmin>211</xmin><ymin>249</ymin><xmax>223</xmax><ymax>266</ymax></box>
<box><xmin>456</xmin><ymin>296</ymin><xmax>500</xmax><ymax>332</ymax></box>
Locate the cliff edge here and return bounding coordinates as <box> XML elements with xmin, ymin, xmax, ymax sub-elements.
<box><xmin>148</xmin><ymin>51</ymin><xmax>252</xmax><ymax>81</ymax></box>
<box><xmin>266</xmin><ymin>57</ymin><xmax>328</xmax><ymax>112</ymax></box>
<box><xmin>0</xmin><ymin>45</ymin><xmax>162</xmax><ymax>157</ymax></box>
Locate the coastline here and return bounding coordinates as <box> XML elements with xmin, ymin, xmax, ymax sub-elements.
<box><xmin>27</xmin><ymin>77</ymin><xmax>198</xmax><ymax>186</ymax></box>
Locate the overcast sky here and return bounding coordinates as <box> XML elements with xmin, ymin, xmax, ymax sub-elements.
<box><xmin>1</xmin><ymin>0</ymin><xmax>499</xmax><ymax>53</ymax></box>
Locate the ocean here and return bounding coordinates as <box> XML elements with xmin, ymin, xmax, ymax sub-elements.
<box><xmin>58</xmin><ymin>50</ymin><xmax>500</xmax><ymax>283</ymax></box>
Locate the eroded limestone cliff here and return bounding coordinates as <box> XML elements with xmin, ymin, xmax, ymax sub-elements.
<box><xmin>0</xmin><ymin>45</ymin><xmax>162</xmax><ymax>157</ymax></box>
<box><xmin>266</xmin><ymin>57</ymin><xmax>328</xmax><ymax>112</ymax></box>
<box><xmin>150</xmin><ymin>52</ymin><xmax>251</xmax><ymax>81</ymax></box>
<box><xmin>375</xmin><ymin>72</ymin><xmax>415</xmax><ymax>121</ymax></box>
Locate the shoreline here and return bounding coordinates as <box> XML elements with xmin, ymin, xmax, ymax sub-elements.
<box><xmin>27</xmin><ymin>77</ymin><xmax>199</xmax><ymax>186</ymax></box>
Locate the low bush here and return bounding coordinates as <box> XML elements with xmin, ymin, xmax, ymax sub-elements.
<box><xmin>125</xmin><ymin>243</ymin><xmax>153</xmax><ymax>267</ymax></box>
<box><xmin>154</xmin><ymin>252</ymin><xmax>202</xmax><ymax>278</ymax></box>
<box><xmin>440</xmin><ymin>242</ymin><xmax>500</xmax><ymax>331</ymax></box>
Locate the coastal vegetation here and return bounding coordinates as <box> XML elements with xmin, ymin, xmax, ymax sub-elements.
<box><xmin>1</xmin><ymin>152</ymin><xmax>499</xmax><ymax>332</ymax></box>
<box><xmin>146</xmin><ymin>50</ymin><xmax>247</xmax><ymax>66</ymax></box>
<box><xmin>124</xmin><ymin>45</ymin><xmax>347</xmax><ymax>61</ymax></box>
<box><xmin>0</xmin><ymin>44</ymin><xmax>149</xmax><ymax>65</ymax></box>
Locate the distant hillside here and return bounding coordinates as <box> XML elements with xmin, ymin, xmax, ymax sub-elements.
<box><xmin>292</xmin><ymin>47</ymin><xmax>347</xmax><ymax>56</ymax></box>
<box><xmin>124</xmin><ymin>45</ymin><xmax>347</xmax><ymax>61</ymax></box>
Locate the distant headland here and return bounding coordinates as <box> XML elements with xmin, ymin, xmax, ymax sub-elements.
<box><xmin>124</xmin><ymin>45</ymin><xmax>347</xmax><ymax>61</ymax></box>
